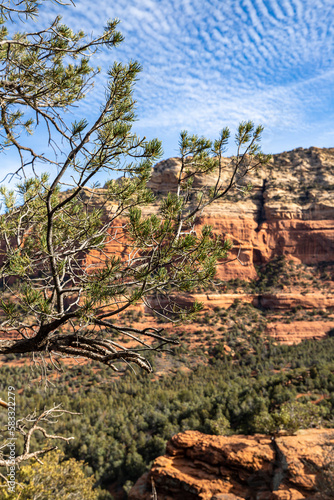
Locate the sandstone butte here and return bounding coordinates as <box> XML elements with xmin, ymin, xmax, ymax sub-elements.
<box><xmin>145</xmin><ymin>146</ymin><xmax>334</xmax><ymax>280</ymax></box>
<box><xmin>83</xmin><ymin>146</ymin><xmax>334</xmax><ymax>345</ymax></box>
<box><xmin>129</xmin><ymin>429</ymin><xmax>334</xmax><ymax>500</ymax></box>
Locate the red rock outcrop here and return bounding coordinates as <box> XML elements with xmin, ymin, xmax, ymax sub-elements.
<box><xmin>129</xmin><ymin>429</ymin><xmax>334</xmax><ymax>500</ymax></box>
<box><xmin>204</xmin><ymin>217</ymin><xmax>334</xmax><ymax>281</ymax></box>
<box><xmin>146</xmin><ymin>147</ymin><xmax>334</xmax><ymax>280</ymax></box>
<box><xmin>265</xmin><ymin>321</ymin><xmax>334</xmax><ymax>345</ymax></box>
<box><xmin>147</xmin><ymin>292</ymin><xmax>334</xmax><ymax>312</ymax></box>
<box><xmin>256</xmin><ymin>293</ymin><xmax>334</xmax><ymax>310</ymax></box>
<box><xmin>83</xmin><ymin>147</ymin><xmax>333</xmax><ymax>281</ymax></box>
<box><xmin>84</xmin><ymin>146</ymin><xmax>334</xmax><ymax>282</ymax></box>
<box><xmin>143</xmin><ymin>292</ymin><xmax>334</xmax><ymax>344</ymax></box>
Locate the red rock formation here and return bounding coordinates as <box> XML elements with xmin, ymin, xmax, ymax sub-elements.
<box><xmin>129</xmin><ymin>429</ymin><xmax>334</xmax><ymax>500</ymax></box>
<box><xmin>78</xmin><ymin>147</ymin><xmax>334</xmax><ymax>345</ymax></box>
<box><xmin>147</xmin><ymin>292</ymin><xmax>334</xmax><ymax>312</ymax></box>
<box><xmin>204</xmin><ymin>217</ymin><xmax>334</xmax><ymax>281</ymax></box>
<box><xmin>83</xmin><ymin>147</ymin><xmax>333</xmax><ymax>281</ymax></box>
<box><xmin>255</xmin><ymin>293</ymin><xmax>334</xmax><ymax>311</ymax></box>
<box><xmin>146</xmin><ymin>147</ymin><xmax>334</xmax><ymax>280</ymax></box>
<box><xmin>265</xmin><ymin>321</ymin><xmax>334</xmax><ymax>345</ymax></box>
<box><xmin>84</xmin><ymin>146</ymin><xmax>334</xmax><ymax>283</ymax></box>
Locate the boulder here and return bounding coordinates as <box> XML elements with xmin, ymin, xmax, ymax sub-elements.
<box><xmin>129</xmin><ymin>429</ymin><xmax>334</xmax><ymax>500</ymax></box>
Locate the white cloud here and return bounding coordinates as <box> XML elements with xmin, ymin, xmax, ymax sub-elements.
<box><xmin>14</xmin><ymin>0</ymin><xmax>334</xmax><ymax>159</ymax></box>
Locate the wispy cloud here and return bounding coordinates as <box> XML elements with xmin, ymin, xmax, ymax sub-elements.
<box><xmin>32</xmin><ymin>0</ymin><xmax>334</xmax><ymax>156</ymax></box>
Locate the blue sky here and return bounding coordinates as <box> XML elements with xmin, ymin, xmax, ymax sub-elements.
<box><xmin>2</xmin><ymin>0</ymin><xmax>334</xmax><ymax>184</ymax></box>
<box><xmin>42</xmin><ymin>0</ymin><xmax>334</xmax><ymax>160</ymax></box>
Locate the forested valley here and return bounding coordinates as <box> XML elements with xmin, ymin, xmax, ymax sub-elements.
<box><xmin>1</xmin><ymin>326</ymin><xmax>333</xmax><ymax>497</ymax></box>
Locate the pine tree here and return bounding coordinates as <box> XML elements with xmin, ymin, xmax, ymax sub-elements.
<box><xmin>0</xmin><ymin>0</ymin><xmax>271</xmax><ymax>374</ymax></box>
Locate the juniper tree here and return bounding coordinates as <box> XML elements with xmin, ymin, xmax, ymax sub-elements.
<box><xmin>0</xmin><ymin>0</ymin><xmax>271</xmax><ymax>376</ymax></box>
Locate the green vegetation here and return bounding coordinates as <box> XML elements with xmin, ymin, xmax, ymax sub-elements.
<box><xmin>0</xmin><ymin>1</ymin><xmax>332</xmax><ymax>498</ymax></box>
<box><xmin>1</xmin><ymin>336</ymin><xmax>333</xmax><ymax>495</ymax></box>
<box><xmin>2</xmin><ymin>450</ymin><xmax>103</xmax><ymax>500</ymax></box>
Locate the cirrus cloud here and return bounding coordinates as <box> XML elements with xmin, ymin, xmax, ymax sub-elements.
<box><xmin>27</xmin><ymin>0</ymin><xmax>334</xmax><ymax>157</ymax></box>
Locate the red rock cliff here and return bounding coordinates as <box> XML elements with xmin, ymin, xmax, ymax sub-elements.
<box><xmin>146</xmin><ymin>147</ymin><xmax>334</xmax><ymax>281</ymax></box>
<box><xmin>84</xmin><ymin>146</ymin><xmax>333</xmax><ymax>282</ymax></box>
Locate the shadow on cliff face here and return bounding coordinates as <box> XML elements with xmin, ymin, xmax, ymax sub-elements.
<box><xmin>315</xmin><ymin>439</ymin><xmax>334</xmax><ymax>497</ymax></box>
<box><xmin>255</xmin><ymin>178</ymin><xmax>267</xmax><ymax>230</ymax></box>
<box><xmin>253</xmin><ymin>248</ymin><xmax>266</xmax><ymax>266</ymax></box>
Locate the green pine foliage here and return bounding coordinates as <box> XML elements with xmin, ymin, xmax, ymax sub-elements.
<box><xmin>0</xmin><ymin>0</ymin><xmax>271</xmax><ymax>373</ymax></box>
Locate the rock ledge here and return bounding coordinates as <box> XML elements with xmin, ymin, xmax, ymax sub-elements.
<box><xmin>129</xmin><ymin>429</ymin><xmax>334</xmax><ymax>500</ymax></box>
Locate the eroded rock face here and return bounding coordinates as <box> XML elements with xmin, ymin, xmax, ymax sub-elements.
<box><xmin>93</xmin><ymin>147</ymin><xmax>334</xmax><ymax>281</ymax></box>
<box><xmin>146</xmin><ymin>147</ymin><xmax>334</xmax><ymax>280</ymax></box>
<box><xmin>129</xmin><ymin>429</ymin><xmax>334</xmax><ymax>500</ymax></box>
<box><xmin>148</xmin><ymin>147</ymin><xmax>334</xmax><ymax>219</ymax></box>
